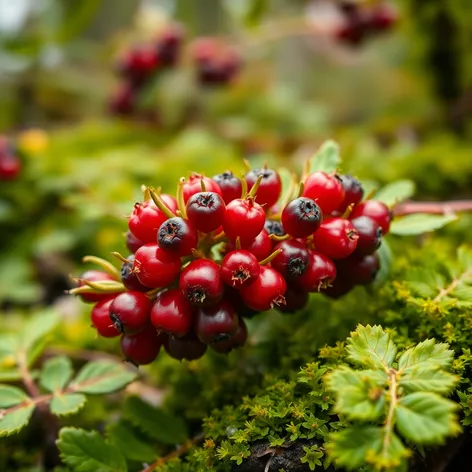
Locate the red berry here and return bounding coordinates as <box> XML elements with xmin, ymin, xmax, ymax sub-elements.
<box><xmin>264</xmin><ymin>220</ymin><xmax>285</xmax><ymax>237</ymax></box>
<box><xmin>179</xmin><ymin>259</ymin><xmax>224</xmax><ymax>306</ymax></box>
<box><xmin>272</xmin><ymin>240</ymin><xmax>310</xmax><ymax>279</ymax></box>
<box><xmin>212</xmin><ymin>171</ymin><xmax>242</xmax><ymax>204</ymax></box>
<box><xmin>302</xmin><ymin>172</ymin><xmax>345</xmax><ymax>215</ymax></box>
<box><xmin>109</xmin><ymin>291</ymin><xmax>152</xmax><ymax>334</ymax></box>
<box><xmin>337</xmin><ymin>175</ymin><xmax>364</xmax><ymax>213</ymax></box>
<box><xmin>186</xmin><ymin>192</ymin><xmax>226</xmax><ymax>233</ymax></box>
<box><xmin>156</xmin><ymin>24</ymin><xmax>184</xmax><ymax>66</ymax></box>
<box><xmin>297</xmin><ymin>251</ymin><xmax>337</xmax><ymax>292</ymax></box>
<box><xmin>126</xmin><ymin>231</ymin><xmax>145</xmax><ymax>253</ymax></box>
<box><xmin>281</xmin><ymin>197</ymin><xmax>323</xmax><ymax>238</ymax></box>
<box><xmin>183</xmin><ymin>173</ymin><xmax>222</xmax><ymax>203</ymax></box>
<box><xmin>211</xmin><ymin>317</ymin><xmax>248</xmax><ymax>353</ymax></box>
<box><xmin>157</xmin><ymin>217</ymin><xmax>198</xmax><ymax>257</ymax></box>
<box><xmin>133</xmin><ymin>243</ymin><xmax>181</xmax><ymax>288</ymax></box>
<box><xmin>240</xmin><ymin>266</ymin><xmax>286</xmax><ymax>311</ymax></box>
<box><xmin>223</xmin><ymin>198</ymin><xmax>265</xmax><ymax>244</ymax></box>
<box><xmin>0</xmin><ymin>155</ymin><xmax>21</xmax><ymax>180</ymax></box>
<box><xmin>121</xmin><ymin>255</ymin><xmax>151</xmax><ymax>292</ymax></box>
<box><xmin>165</xmin><ymin>332</ymin><xmax>207</xmax><ymax>361</ymax></box>
<box><xmin>277</xmin><ymin>286</ymin><xmax>309</xmax><ymax>313</ymax></box>
<box><xmin>245</xmin><ymin>168</ymin><xmax>282</xmax><ymax>209</ymax></box>
<box><xmin>77</xmin><ymin>270</ymin><xmax>115</xmax><ymax>303</ymax></box>
<box><xmin>334</xmin><ymin>20</ymin><xmax>366</xmax><ymax>46</ymax></box>
<box><xmin>337</xmin><ymin>253</ymin><xmax>380</xmax><ymax>285</ymax></box>
<box><xmin>91</xmin><ymin>299</ymin><xmax>120</xmax><ymax>338</ymax></box>
<box><xmin>221</xmin><ymin>250</ymin><xmax>260</xmax><ymax>288</ymax></box>
<box><xmin>116</xmin><ymin>45</ymin><xmax>158</xmax><ymax>83</ymax></box>
<box><xmin>242</xmin><ymin>229</ymin><xmax>272</xmax><ymax>261</ymax></box>
<box><xmin>322</xmin><ymin>276</ymin><xmax>354</xmax><ymax>299</ymax></box>
<box><xmin>369</xmin><ymin>3</ymin><xmax>398</xmax><ymax>31</ymax></box>
<box><xmin>150</xmin><ymin>288</ymin><xmax>193</xmax><ymax>337</ymax></box>
<box><xmin>109</xmin><ymin>83</ymin><xmax>134</xmax><ymax>116</ymax></box>
<box><xmin>350</xmin><ymin>200</ymin><xmax>392</xmax><ymax>234</ymax></box>
<box><xmin>312</xmin><ymin>217</ymin><xmax>359</xmax><ymax>259</ymax></box>
<box><xmin>350</xmin><ymin>216</ymin><xmax>382</xmax><ymax>255</ymax></box>
<box><xmin>195</xmin><ymin>299</ymin><xmax>239</xmax><ymax>344</ymax></box>
<box><xmin>121</xmin><ymin>327</ymin><xmax>165</xmax><ymax>365</ymax></box>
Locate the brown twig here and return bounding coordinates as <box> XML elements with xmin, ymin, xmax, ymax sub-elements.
<box><xmin>393</xmin><ymin>200</ymin><xmax>472</xmax><ymax>216</ymax></box>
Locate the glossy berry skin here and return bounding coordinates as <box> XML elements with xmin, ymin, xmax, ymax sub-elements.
<box><xmin>240</xmin><ymin>266</ymin><xmax>287</xmax><ymax>312</ymax></box>
<box><xmin>212</xmin><ymin>171</ymin><xmax>242</xmax><ymax>204</ymax></box>
<box><xmin>117</xmin><ymin>46</ymin><xmax>158</xmax><ymax>83</ymax></box>
<box><xmin>226</xmin><ymin>229</ymin><xmax>272</xmax><ymax>261</ymax></box>
<box><xmin>245</xmin><ymin>168</ymin><xmax>282</xmax><ymax>209</ymax></box>
<box><xmin>151</xmin><ymin>288</ymin><xmax>193</xmax><ymax>337</ymax></box>
<box><xmin>121</xmin><ymin>328</ymin><xmax>165</xmax><ymax>365</ymax></box>
<box><xmin>350</xmin><ymin>200</ymin><xmax>392</xmax><ymax>234</ymax></box>
<box><xmin>165</xmin><ymin>332</ymin><xmax>207</xmax><ymax>361</ymax></box>
<box><xmin>195</xmin><ymin>299</ymin><xmax>239</xmax><ymax>344</ymax></box>
<box><xmin>264</xmin><ymin>220</ymin><xmax>285</xmax><ymax>237</ymax></box>
<box><xmin>223</xmin><ymin>199</ymin><xmax>266</xmax><ymax>244</ymax></box>
<box><xmin>211</xmin><ymin>317</ymin><xmax>248</xmax><ymax>353</ymax></box>
<box><xmin>133</xmin><ymin>243</ymin><xmax>181</xmax><ymax>288</ymax></box>
<box><xmin>186</xmin><ymin>192</ymin><xmax>226</xmax><ymax>233</ymax></box>
<box><xmin>78</xmin><ymin>270</ymin><xmax>116</xmax><ymax>303</ymax></box>
<box><xmin>121</xmin><ymin>255</ymin><xmax>151</xmax><ymax>292</ymax></box>
<box><xmin>303</xmin><ymin>171</ymin><xmax>345</xmax><ymax>215</ymax></box>
<box><xmin>221</xmin><ymin>250</ymin><xmax>260</xmax><ymax>288</ymax></box>
<box><xmin>0</xmin><ymin>155</ymin><xmax>21</xmax><ymax>180</ymax></box>
<box><xmin>322</xmin><ymin>276</ymin><xmax>354</xmax><ymax>299</ymax></box>
<box><xmin>277</xmin><ymin>286</ymin><xmax>309</xmax><ymax>313</ymax></box>
<box><xmin>91</xmin><ymin>299</ymin><xmax>120</xmax><ymax>338</ymax></box>
<box><xmin>157</xmin><ymin>217</ymin><xmax>198</xmax><ymax>257</ymax></box>
<box><xmin>272</xmin><ymin>240</ymin><xmax>309</xmax><ymax>279</ymax></box>
<box><xmin>109</xmin><ymin>291</ymin><xmax>152</xmax><ymax>334</ymax></box>
<box><xmin>179</xmin><ymin>259</ymin><xmax>224</xmax><ymax>306</ymax></box>
<box><xmin>297</xmin><ymin>251</ymin><xmax>337</xmax><ymax>292</ymax></box>
<box><xmin>337</xmin><ymin>253</ymin><xmax>380</xmax><ymax>285</ymax></box>
<box><xmin>312</xmin><ymin>218</ymin><xmax>359</xmax><ymax>260</ymax></box>
<box><xmin>126</xmin><ymin>231</ymin><xmax>144</xmax><ymax>253</ymax></box>
<box><xmin>350</xmin><ymin>216</ymin><xmax>382</xmax><ymax>255</ymax></box>
<box><xmin>156</xmin><ymin>24</ymin><xmax>184</xmax><ymax>66</ymax></box>
<box><xmin>282</xmin><ymin>197</ymin><xmax>322</xmax><ymax>238</ymax></box>
<box><xmin>183</xmin><ymin>173</ymin><xmax>222</xmax><ymax>203</ymax></box>
<box><xmin>338</xmin><ymin>175</ymin><xmax>364</xmax><ymax>213</ymax></box>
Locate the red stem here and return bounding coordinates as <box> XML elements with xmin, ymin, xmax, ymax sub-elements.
<box><xmin>393</xmin><ymin>200</ymin><xmax>472</xmax><ymax>216</ymax></box>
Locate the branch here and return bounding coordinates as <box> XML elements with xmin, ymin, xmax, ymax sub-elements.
<box><xmin>393</xmin><ymin>200</ymin><xmax>472</xmax><ymax>216</ymax></box>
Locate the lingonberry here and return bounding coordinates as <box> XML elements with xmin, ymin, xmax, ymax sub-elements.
<box><xmin>221</xmin><ymin>250</ymin><xmax>260</xmax><ymax>288</ymax></box>
<box><xmin>91</xmin><ymin>299</ymin><xmax>120</xmax><ymax>338</ymax></box>
<box><xmin>183</xmin><ymin>173</ymin><xmax>222</xmax><ymax>203</ymax></box>
<box><xmin>109</xmin><ymin>291</ymin><xmax>152</xmax><ymax>334</ymax></box>
<box><xmin>245</xmin><ymin>168</ymin><xmax>282</xmax><ymax>208</ymax></box>
<box><xmin>117</xmin><ymin>45</ymin><xmax>158</xmax><ymax>83</ymax></box>
<box><xmin>334</xmin><ymin>19</ymin><xmax>366</xmax><ymax>46</ymax></box>
<box><xmin>155</xmin><ymin>24</ymin><xmax>184</xmax><ymax>66</ymax></box>
<box><xmin>211</xmin><ymin>317</ymin><xmax>248</xmax><ymax>353</ymax></box>
<box><xmin>337</xmin><ymin>253</ymin><xmax>380</xmax><ymax>285</ymax></box>
<box><xmin>212</xmin><ymin>171</ymin><xmax>242</xmax><ymax>204</ymax></box>
<box><xmin>121</xmin><ymin>327</ymin><xmax>165</xmax><ymax>365</ymax></box>
<box><xmin>281</xmin><ymin>197</ymin><xmax>322</xmax><ymax>238</ymax></box>
<box><xmin>272</xmin><ymin>240</ymin><xmax>309</xmax><ymax>279</ymax></box>
<box><xmin>303</xmin><ymin>171</ymin><xmax>345</xmax><ymax>214</ymax></box>
<box><xmin>297</xmin><ymin>251</ymin><xmax>337</xmax><ymax>292</ymax></box>
<box><xmin>226</xmin><ymin>229</ymin><xmax>272</xmax><ymax>261</ymax></box>
<box><xmin>312</xmin><ymin>217</ymin><xmax>359</xmax><ymax>259</ymax></box>
<box><xmin>337</xmin><ymin>175</ymin><xmax>364</xmax><ymax>213</ymax></box>
<box><xmin>179</xmin><ymin>259</ymin><xmax>224</xmax><ymax>306</ymax></box>
<box><xmin>225</xmin><ymin>287</ymin><xmax>260</xmax><ymax>318</ymax></box>
<box><xmin>0</xmin><ymin>155</ymin><xmax>21</xmax><ymax>180</ymax></box>
<box><xmin>157</xmin><ymin>217</ymin><xmax>198</xmax><ymax>257</ymax></box>
<box><xmin>277</xmin><ymin>286</ymin><xmax>309</xmax><ymax>313</ymax></box>
<box><xmin>350</xmin><ymin>216</ymin><xmax>382</xmax><ymax>255</ymax></box>
<box><xmin>165</xmin><ymin>332</ymin><xmax>207</xmax><ymax>361</ymax></box>
<box><xmin>264</xmin><ymin>220</ymin><xmax>285</xmax><ymax>237</ymax></box>
<box><xmin>109</xmin><ymin>83</ymin><xmax>134</xmax><ymax>116</ymax></box>
<box><xmin>223</xmin><ymin>198</ymin><xmax>266</xmax><ymax>244</ymax></box>
<box><xmin>195</xmin><ymin>299</ymin><xmax>239</xmax><ymax>344</ymax></box>
<box><xmin>186</xmin><ymin>191</ymin><xmax>226</xmax><ymax>233</ymax></box>
<box><xmin>322</xmin><ymin>276</ymin><xmax>354</xmax><ymax>299</ymax></box>
<box><xmin>133</xmin><ymin>243</ymin><xmax>181</xmax><ymax>288</ymax></box>
<box><xmin>121</xmin><ymin>255</ymin><xmax>151</xmax><ymax>292</ymax></box>
<box><xmin>77</xmin><ymin>270</ymin><xmax>116</xmax><ymax>303</ymax></box>
<box><xmin>150</xmin><ymin>288</ymin><xmax>193</xmax><ymax>337</ymax></box>
<box><xmin>240</xmin><ymin>266</ymin><xmax>286</xmax><ymax>311</ymax></box>
<box><xmin>369</xmin><ymin>3</ymin><xmax>398</xmax><ymax>31</ymax></box>
<box><xmin>350</xmin><ymin>200</ymin><xmax>392</xmax><ymax>234</ymax></box>
<box><xmin>126</xmin><ymin>231</ymin><xmax>144</xmax><ymax>253</ymax></box>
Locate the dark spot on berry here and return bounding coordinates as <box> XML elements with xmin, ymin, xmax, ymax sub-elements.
<box><xmin>212</xmin><ymin>333</ymin><xmax>232</xmax><ymax>343</ymax></box>
<box><xmin>298</xmin><ymin>199</ymin><xmax>322</xmax><ymax>222</ymax></box>
<box><xmin>264</xmin><ymin>220</ymin><xmax>285</xmax><ymax>236</ymax></box>
<box><xmin>287</xmin><ymin>257</ymin><xmax>307</xmax><ymax>278</ymax></box>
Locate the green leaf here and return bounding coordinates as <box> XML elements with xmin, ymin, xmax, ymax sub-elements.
<box><xmin>395</xmin><ymin>392</ymin><xmax>461</xmax><ymax>445</ymax></box>
<box><xmin>399</xmin><ymin>368</ymin><xmax>458</xmax><ymax>394</ymax></box>
<box><xmin>373</xmin><ymin>180</ymin><xmax>415</xmax><ymax>207</ymax></box>
<box><xmin>50</xmin><ymin>393</ymin><xmax>86</xmax><ymax>417</ymax></box>
<box><xmin>300</xmin><ymin>445</ymin><xmax>323</xmax><ymax>470</ymax></box>
<box><xmin>398</xmin><ymin>339</ymin><xmax>454</xmax><ymax>371</ymax></box>
<box><xmin>124</xmin><ymin>396</ymin><xmax>188</xmax><ymax>445</ymax></box>
<box><xmin>457</xmin><ymin>245</ymin><xmax>472</xmax><ymax>270</ymax></box>
<box><xmin>69</xmin><ymin>361</ymin><xmax>137</xmax><ymax>394</ymax></box>
<box><xmin>277</xmin><ymin>167</ymin><xmax>294</xmax><ymax>204</ymax></box>
<box><xmin>58</xmin><ymin>427</ymin><xmax>127</xmax><ymax>472</ymax></box>
<box><xmin>244</xmin><ymin>0</ymin><xmax>268</xmax><ymax>26</ymax></box>
<box><xmin>40</xmin><ymin>356</ymin><xmax>73</xmax><ymax>393</ymax></box>
<box><xmin>390</xmin><ymin>213</ymin><xmax>458</xmax><ymax>236</ymax></box>
<box><xmin>346</xmin><ymin>325</ymin><xmax>397</xmax><ymax>370</ymax></box>
<box><xmin>0</xmin><ymin>385</ymin><xmax>30</xmax><ymax>408</ymax></box>
<box><xmin>309</xmin><ymin>140</ymin><xmax>341</xmax><ymax>174</ymax></box>
<box><xmin>0</xmin><ymin>404</ymin><xmax>35</xmax><ymax>437</ymax></box>
<box><xmin>373</xmin><ymin>238</ymin><xmax>393</xmax><ymax>286</ymax></box>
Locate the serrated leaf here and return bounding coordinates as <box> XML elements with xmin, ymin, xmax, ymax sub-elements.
<box><xmin>0</xmin><ymin>403</ymin><xmax>35</xmax><ymax>437</ymax></box>
<box><xmin>124</xmin><ymin>396</ymin><xmax>188</xmax><ymax>445</ymax></box>
<box><xmin>395</xmin><ymin>392</ymin><xmax>460</xmax><ymax>445</ymax></box>
<box><xmin>346</xmin><ymin>325</ymin><xmax>397</xmax><ymax>369</ymax></box>
<box><xmin>0</xmin><ymin>385</ymin><xmax>30</xmax><ymax>408</ymax></box>
<box><xmin>398</xmin><ymin>339</ymin><xmax>453</xmax><ymax>371</ymax></box>
<box><xmin>374</xmin><ymin>180</ymin><xmax>415</xmax><ymax>207</ymax></box>
<box><xmin>69</xmin><ymin>361</ymin><xmax>137</xmax><ymax>394</ymax></box>
<box><xmin>40</xmin><ymin>356</ymin><xmax>73</xmax><ymax>393</ymax></box>
<box><xmin>50</xmin><ymin>393</ymin><xmax>86</xmax><ymax>417</ymax></box>
<box><xmin>399</xmin><ymin>368</ymin><xmax>458</xmax><ymax>394</ymax></box>
<box><xmin>308</xmin><ymin>140</ymin><xmax>341</xmax><ymax>174</ymax></box>
<box><xmin>107</xmin><ymin>421</ymin><xmax>156</xmax><ymax>462</ymax></box>
<box><xmin>57</xmin><ymin>427</ymin><xmax>127</xmax><ymax>472</ymax></box>
<box><xmin>390</xmin><ymin>213</ymin><xmax>457</xmax><ymax>236</ymax></box>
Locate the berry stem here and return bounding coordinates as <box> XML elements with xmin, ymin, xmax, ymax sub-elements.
<box><xmin>243</xmin><ymin>158</ymin><xmax>251</xmax><ymax>172</ymax></box>
<box><xmin>235</xmin><ymin>236</ymin><xmax>241</xmax><ymax>250</ymax></box>
<box><xmin>259</xmin><ymin>248</ymin><xmax>283</xmax><ymax>265</ymax></box>
<box><xmin>200</xmin><ymin>178</ymin><xmax>207</xmax><ymax>192</ymax></box>
<box><xmin>239</xmin><ymin>175</ymin><xmax>248</xmax><ymax>198</ymax></box>
<box><xmin>141</xmin><ymin>185</ymin><xmax>151</xmax><ymax>201</ymax></box>
<box><xmin>111</xmin><ymin>251</ymin><xmax>129</xmax><ymax>264</ymax></box>
<box><xmin>177</xmin><ymin>177</ymin><xmax>188</xmax><ymax>219</ymax></box>
<box><xmin>69</xmin><ymin>281</ymin><xmax>126</xmax><ymax>295</ymax></box>
<box><xmin>269</xmin><ymin>233</ymin><xmax>291</xmax><ymax>242</ymax></box>
<box><xmin>297</xmin><ymin>181</ymin><xmax>305</xmax><ymax>198</ymax></box>
<box><xmin>82</xmin><ymin>256</ymin><xmax>120</xmax><ymax>279</ymax></box>
<box><xmin>247</xmin><ymin>174</ymin><xmax>264</xmax><ymax>199</ymax></box>
<box><xmin>149</xmin><ymin>187</ymin><xmax>177</xmax><ymax>219</ymax></box>
<box><xmin>393</xmin><ymin>200</ymin><xmax>472</xmax><ymax>216</ymax></box>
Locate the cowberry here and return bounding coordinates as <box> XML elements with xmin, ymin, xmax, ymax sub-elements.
<box><xmin>369</xmin><ymin>3</ymin><xmax>398</xmax><ymax>31</ymax></box>
<box><xmin>264</xmin><ymin>220</ymin><xmax>285</xmax><ymax>237</ymax></box>
<box><xmin>312</xmin><ymin>217</ymin><xmax>359</xmax><ymax>259</ymax></box>
<box><xmin>157</xmin><ymin>217</ymin><xmax>198</xmax><ymax>257</ymax></box>
<box><xmin>338</xmin><ymin>175</ymin><xmax>364</xmax><ymax>213</ymax></box>
<box><xmin>350</xmin><ymin>216</ymin><xmax>382</xmax><ymax>255</ymax></box>
<box><xmin>322</xmin><ymin>276</ymin><xmax>354</xmax><ymax>299</ymax></box>
<box><xmin>133</xmin><ymin>243</ymin><xmax>181</xmax><ymax>288</ymax></box>
<box><xmin>183</xmin><ymin>173</ymin><xmax>222</xmax><ymax>203</ymax></box>
<box><xmin>0</xmin><ymin>155</ymin><xmax>21</xmax><ymax>180</ymax></box>
<box><xmin>186</xmin><ymin>191</ymin><xmax>226</xmax><ymax>233</ymax></box>
<box><xmin>78</xmin><ymin>270</ymin><xmax>115</xmax><ymax>303</ymax></box>
<box><xmin>272</xmin><ymin>240</ymin><xmax>309</xmax><ymax>279</ymax></box>
<box><xmin>303</xmin><ymin>171</ymin><xmax>345</xmax><ymax>215</ymax></box>
<box><xmin>240</xmin><ymin>266</ymin><xmax>286</xmax><ymax>311</ymax></box>
<box><xmin>337</xmin><ymin>253</ymin><xmax>380</xmax><ymax>285</ymax></box>
<box><xmin>121</xmin><ymin>255</ymin><xmax>151</xmax><ymax>292</ymax></box>
<box><xmin>165</xmin><ymin>332</ymin><xmax>207</xmax><ymax>361</ymax></box>
<box><xmin>150</xmin><ymin>288</ymin><xmax>193</xmax><ymax>337</ymax></box>
<box><xmin>282</xmin><ymin>197</ymin><xmax>322</xmax><ymax>238</ymax></box>
<box><xmin>211</xmin><ymin>317</ymin><xmax>248</xmax><ymax>353</ymax></box>
<box><xmin>242</xmin><ymin>229</ymin><xmax>272</xmax><ymax>261</ymax></box>
<box><xmin>109</xmin><ymin>291</ymin><xmax>152</xmax><ymax>334</ymax></box>
<box><xmin>297</xmin><ymin>251</ymin><xmax>337</xmax><ymax>292</ymax></box>
<box><xmin>117</xmin><ymin>45</ymin><xmax>158</xmax><ymax>83</ymax></box>
<box><xmin>245</xmin><ymin>168</ymin><xmax>282</xmax><ymax>208</ymax></box>
<box><xmin>155</xmin><ymin>24</ymin><xmax>184</xmax><ymax>66</ymax></box>
<box><xmin>225</xmin><ymin>287</ymin><xmax>260</xmax><ymax>319</ymax></box>
<box><xmin>109</xmin><ymin>83</ymin><xmax>134</xmax><ymax>116</ymax></box>
<box><xmin>350</xmin><ymin>200</ymin><xmax>392</xmax><ymax>234</ymax></box>
<box><xmin>212</xmin><ymin>171</ymin><xmax>242</xmax><ymax>204</ymax></box>
<box><xmin>277</xmin><ymin>286</ymin><xmax>309</xmax><ymax>313</ymax></box>
<box><xmin>223</xmin><ymin>198</ymin><xmax>266</xmax><ymax>244</ymax></box>
<box><xmin>195</xmin><ymin>299</ymin><xmax>239</xmax><ymax>344</ymax></box>
<box><xmin>121</xmin><ymin>327</ymin><xmax>165</xmax><ymax>365</ymax></box>
<box><xmin>126</xmin><ymin>231</ymin><xmax>144</xmax><ymax>253</ymax></box>
<box><xmin>221</xmin><ymin>250</ymin><xmax>260</xmax><ymax>288</ymax></box>
<box><xmin>91</xmin><ymin>299</ymin><xmax>120</xmax><ymax>338</ymax></box>
<box><xmin>180</xmin><ymin>259</ymin><xmax>224</xmax><ymax>306</ymax></box>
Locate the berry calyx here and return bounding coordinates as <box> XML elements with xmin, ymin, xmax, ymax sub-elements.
<box><xmin>212</xmin><ymin>171</ymin><xmax>242</xmax><ymax>204</ymax></box>
<box><xmin>165</xmin><ymin>332</ymin><xmax>207</xmax><ymax>361</ymax></box>
<box><xmin>302</xmin><ymin>171</ymin><xmax>345</xmax><ymax>215</ymax></box>
<box><xmin>91</xmin><ymin>299</ymin><xmax>120</xmax><ymax>338</ymax></box>
<box><xmin>264</xmin><ymin>220</ymin><xmax>285</xmax><ymax>237</ymax></box>
<box><xmin>297</xmin><ymin>251</ymin><xmax>337</xmax><ymax>292</ymax></box>
<box><xmin>338</xmin><ymin>175</ymin><xmax>364</xmax><ymax>213</ymax></box>
<box><xmin>109</xmin><ymin>291</ymin><xmax>152</xmax><ymax>334</ymax></box>
<box><xmin>350</xmin><ymin>216</ymin><xmax>382</xmax><ymax>255</ymax></box>
<box><xmin>157</xmin><ymin>217</ymin><xmax>198</xmax><ymax>257</ymax></box>
<box><xmin>121</xmin><ymin>327</ymin><xmax>165</xmax><ymax>365</ymax></box>
<box><xmin>350</xmin><ymin>200</ymin><xmax>392</xmax><ymax>234</ymax></box>
<box><xmin>312</xmin><ymin>217</ymin><xmax>359</xmax><ymax>260</ymax></box>
<box><xmin>245</xmin><ymin>168</ymin><xmax>282</xmax><ymax>208</ymax></box>
<box><xmin>281</xmin><ymin>197</ymin><xmax>323</xmax><ymax>238</ymax></box>
<box><xmin>221</xmin><ymin>250</ymin><xmax>260</xmax><ymax>288</ymax></box>
<box><xmin>223</xmin><ymin>198</ymin><xmax>266</xmax><ymax>244</ymax></box>
<box><xmin>186</xmin><ymin>191</ymin><xmax>226</xmax><ymax>233</ymax></box>
<box><xmin>78</xmin><ymin>270</ymin><xmax>116</xmax><ymax>303</ymax></box>
<box><xmin>211</xmin><ymin>317</ymin><xmax>248</xmax><ymax>353</ymax></box>
<box><xmin>120</xmin><ymin>255</ymin><xmax>151</xmax><ymax>292</ymax></box>
<box><xmin>183</xmin><ymin>173</ymin><xmax>222</xmax><ymax>203</ymax></box>
<box><xmin>271</xmin><ymin>240</ymin><xmax>310</xmax><ymax>279</ymax></box>
<box><xmin>195</xmin><ymin>299</ymin><xmax>239</xmax><ymax>344</ymax></box>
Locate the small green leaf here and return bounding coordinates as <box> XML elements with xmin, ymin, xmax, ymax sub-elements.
<box><xmin>390</xmin><ymin>213</ymin><xmax>457</xmax><ymax>236</ymax></box>
<box><xmin>0</xmin><ymin>404</ymin><xmax>35</xmax><ymax>437</ymax></box>
<box><xmin>107</xmin><ymin>421</ymin><xmax>156</xmax><ymax>462</ymax></box>
<box><xmin>374</xmin><ymin>180</ymin><xmax>415</xmax><ymax>207</ymax></box>
<box><xmin>0</xmin><ymin>385</ymin><xmax>30</xmax><ymax>408</ymax></box>
<box><xmin>373</xmin><ymin>238</ymin><xmax>393</xmax><ymax>286</ymax></box>
<box><xmin>57</xmin><ymin>427</ymin><xmax>127</xmax><ymax>472</ymax></box>
<box><xmin>398</xmin><ymin>339</ymin><xmax>453</xmax><ymax>371</ymax></box>
<box><xmin>69</xmin><ymin>361</ymin><xmax>137</xmax><ymax>394</ymax></box>
<box><xmin>308</xmin><ymin>140</ymin><xmax>341</xmax><ymax>174</ymax></box>
<box><xmin>277</xmin><ymin>167</ymin><xmax>294</xmax><ymax>204</ymax></box>
<box><xmin>300</xmin><ymin>445</ymin><xmax>323</xmax><ymax>470</ymax></box>
<box><xmin>50</xmin><ymin>393</ymin><xmax>86</xmax><ymax>416</ymax></box>
<box><xmin>399</xmin><ymin>368</ymin><xmax>458</xmax><ymax>394</ymax></box>
<box><xmin>40</xmin><ymin>356</ymin><xmax>73</xmax><ymax>393</ymax></box>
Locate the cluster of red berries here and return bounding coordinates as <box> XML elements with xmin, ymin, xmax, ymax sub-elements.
<box><xmin>335</xmin><ymin>1</ymin><xmax>398</xmax><ymax>46</ymax></box>
<box><xmin>74</xmin><ymin>166</ymin><xmax>391</xmax><ymax>366</ymax></box>
<box><xmin>0</xmin><ymin>137</ymin><xmax>21</xmax><ymax>181</ymax></box>
<box><xmin>110</xmin><ymin>24</ymin><xmax>242</xmax><ymax>117</ymax></box>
